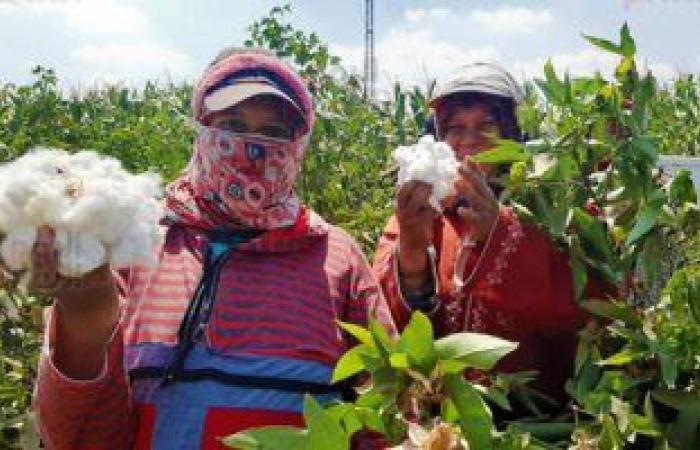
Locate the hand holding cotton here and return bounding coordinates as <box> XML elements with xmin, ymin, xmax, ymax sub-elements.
<box><xmin>393</xmin><ymin>135</ymin><xmax>459</xmax><ymax>210</ymax></box>
<box><xmin>0</xmin><ymin>148</ymin><xmax>164</xmax><ymax>277</ymax></box>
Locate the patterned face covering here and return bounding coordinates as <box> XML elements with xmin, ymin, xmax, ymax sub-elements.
<box><xmin>187</xmin><ymin>124</ymin><xmax>304</xmax><ymax>230</ymax></box>
<box><xmin>165</xmin><ymin>51</ymin><xmax>315</xmax><ymax>232</ymax></box>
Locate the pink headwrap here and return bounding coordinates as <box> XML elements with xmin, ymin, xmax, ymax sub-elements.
<box><xmin>164</xmin><ymin>50</ymin><xmax>315</xmax><ymax>231</ymax></box>
<box><xmin>192</xmin><ymin>52</ymin><xmax>314</xmax><ymax>139</ymax></box>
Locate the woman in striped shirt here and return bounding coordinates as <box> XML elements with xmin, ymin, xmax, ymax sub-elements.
<box><xmin>31</xmin><ymin>47</ymin><xmax>395</xmax><ymax>449</ymax></box>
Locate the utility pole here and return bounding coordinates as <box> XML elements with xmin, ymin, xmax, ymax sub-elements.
<box><xmin>364</xmin><ymin>0</ymin><xmax>375</xmax><ymax>100</ymax></box>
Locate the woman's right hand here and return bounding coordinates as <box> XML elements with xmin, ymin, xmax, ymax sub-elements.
<box><xmin>29</xmin><ymin>226</ymin><xmax>116</xmax><ymax>309</ymax></box>
<box><xmin>28</xmin><ymin>226</ymin><xmax>62</xmax><ymax>295</ymax></box>
<box><xmin>30</xmin><ymin>225</ymin><xmax>120</xmax><ymax>380</ymax></box>
<box><xmin>395</xmin><ymin>181</ymin><xmax>438</xmax><ymax>281</ymax></box>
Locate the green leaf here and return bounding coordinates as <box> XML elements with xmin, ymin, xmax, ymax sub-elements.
<box><xmin>631</xmin><ymin>135</ymin><xmax>658</xmax><ymax>163</ymax></box>
<box><xmin>638</xmin><ymin>235</ymin><xmax>662</xmax><ymax>291</ymax></box>
<box><xmin>469</xmin><ymin>139</ymin><xmax>531</xmax><ymax>164</ymax></box>
<box><xmin>337</xmin><ymin>321</ymin><xmax>374</xmax><ymax>348</ymax></box>
<box><xmin>569</xmin><ymin>242</ymin><xmax>589</xmax><ymax>301</ymax></box>
<box><xmin>599</xmin><ymin>414</ymin><xmax>625</xmax><ymax>450</ymax></box>
<box><xmin>325</xmin><ymin>403</ymin><xmax>363</xmax><ymax>437</ymax></box>
<box><xmin>537</xmin><ymin>59</ymin><xmax>566</xmax><ymax>104</ymax></box>
<box><xmin>657</xmin><ymin>346</ymin><xmax>679</xmax><ymax>388</ymax></box>
<box><xmin>568</xmin><ymin>340</ymin><xmax>603</xmax><ymax>404</ymax></box>
<box><xmin>628</xmin><ymin>413</ymin><xmax>663</xmax><ymax>437</ymax></box>
<box><xmin>508</xmin><ymin>422</ymin><xmax>575</xmax><ymax>442</ymax></box>
<box><xmin>615</xmin><ymin>56</ymin><xmax>636</xmax><ymax>84</ymax></box>
<box><xmin>582</xmin><ymin>33</ymin><xmax>623</xmax><ymax>55</ymax></box>
<box><xmin>619</xmin><ymin>23</ymin><xmax>636</xmax><ymax>58</ymax></box>
<box><xmin>472</xmin><ymin>384</ymin><xmax>512</xmax><ymax>411</ymax></box>
<box><xmin>669</xmin><ymin>169</ymin><xmax>698</xmax><ymax>206</ymax></box>
<box><xmin>599</xmin><ymin>347</ymin><xmax>647</xmax><ymax>366</ymax></box>
<box><xmin>569</xmin><ymin>207</ymin><xmax>614</xmax><ymax>262</ymax></box>
<box><xmin>367</xmin><ymin>365</ymin><xmax>400</xmax><ymax>403</ymax></box>
<box><xmin>667</xmin><ymin>267</ymin><xmax>700</xmax><ymax>323</ymax></box>
<box><xmin>445</xmin><ymin>375</ymin><xmax>494</xmax><ymax>450</ymax></box>
<box><xmin>353</xmin><ymin>407</ymin><xmax>387</xmax><ymax>435</ymax></box>
<box><xmin>368</xmin><ymin>319</ymin><xmax>395</xmax><ymax>359</ymax></box>
<box><xmin>304</xmin><ymin>395</ymin><xmax>349</xmax><ymax>450</ymax></box>
<box><xmin>652</xmin><ymin>389</ymin><xmax>700</xmax><ymax>449</ymax></box>
<box><xmin>440</xmin><ymin>397</ymin><xmax>460</xmax><ymax>423</ymax></box>
<box><xmin>543</xmin><ymin>59</ymin><xmax>558</xmax><ymax>87</ymax></box>
<box><xmin>356</xmin><ymin>352</ymin><xmax>387</xmax><ymax>377</ymax></box>
<box><xmin>580</xmin><ymin>299</ymin><xmax>642</xmax><ymax>327</ymax></box>
<box><xmin>388</xmin><ymin>352</ymin><xmax>409</xmax><ymax>369</ymax></box>
<box><xmin>625</xmin><ymin>202</ymin><xmax>662</xmax><ymax>246</ymax></box>
<box><xmin>222</xmin><ymin>426</ymin><xmax>308</xmax><ymax>450</ymax></box>
<box><xmin>396</xmin><ymin>311</ymin><xmax>436</xmax><ymax>375</ymax></box>
<box><xmin>331</xmin><ymin>345</ymin><xmax>367</xmax><ymax>383</ymax></box>
<box><xmin>355</xmin><ymin>386</ymin><xmax>393</xmax><ymax>410</ymax></box>
<box><xmin>439</xmin><ymin>359</ymin><xmax>469</xmax><ymax>375</ymax></box>
<box><xmin>435</xmin><ymin>332</ymin><xmax>517</xmax><ymax>371</ymax></box>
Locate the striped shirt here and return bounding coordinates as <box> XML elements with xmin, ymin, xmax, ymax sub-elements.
<box><xmin>34</xmin><ymin>211</ymin><xmax>395</xmax><ymax>449</ymax></box>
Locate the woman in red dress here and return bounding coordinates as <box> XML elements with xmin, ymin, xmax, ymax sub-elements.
<box><xmin>373</xmin><ymin>62</ymin><xmax>589</xmax><ymax>402</ymax></box>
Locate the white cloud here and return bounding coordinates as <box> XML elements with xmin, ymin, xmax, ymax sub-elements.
<box><xmin>71</xmin><ymin>42</ymin><xmax>191</xmax><ymax>72</ymax></box>
<box><xmin>62</xmin><ymin>0</ymin><xmax>149</xmax><ymax>35</ymax></box>
<box><xmin>470</xmin><ymin>7</ymin><xmax>554</xmax><ymax>34</ymax></box>
<box><xmin>331</xmin><ymin>28</ymin><xmax>500</xmax><ymax>94</ymax></box>
<box><xmin>512</xmin><ymin>48</ymin><xmax>618</xmax><ymax>80</ymax></box>
<box><xmin>404</xmin><ymin>7</ymin><xmax>450</xmax><ymax>23</ymax></box>
<box><xmin>0</xmin><ymin>0</ymin><xmax>194</xmax><ymax>86</ymax></box>
<box><xmin>328</xmin><ymin>43</ymin><xmax>363</xmax><ymax>73</ymax></box>
<box><xmin>0</xmin><ymin>0</ymin><xmax>148</xmax><ymax>35</ymax></box>
<box><xmin>512</xmin><ymin>49</ymin><xmax>678</xmax><ymax>82</ymax></box>
<box><xmin>642</xmin><ymin>60</ymin><xmax>679</xmax><ymax>82</ymax></box>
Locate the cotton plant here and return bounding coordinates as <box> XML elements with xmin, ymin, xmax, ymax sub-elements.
<box><xmin>0</xmin><ymin>148</ymin><xmax>164</xmax><ymax>278</ymax></box>
<box><xmin>393</xmin><ymin>135</ymin><xmax>459</xmax><ymax>211</ymax></box>
<box><xmin>222</xmin><ymin>312</ymin><xmax>548</xmax><ymax>450</ymax></box>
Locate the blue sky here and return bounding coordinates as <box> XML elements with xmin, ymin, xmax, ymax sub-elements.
<box><xmin>1</xmin><ymin>0</ymin><xmax>699</xmax><ymax>94</ymax></box>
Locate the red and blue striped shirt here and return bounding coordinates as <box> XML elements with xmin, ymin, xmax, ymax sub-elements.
<box><xmin>34</xmin><ymin>210</ymin><xmax>396</xmax><ymax>449</ymax></box>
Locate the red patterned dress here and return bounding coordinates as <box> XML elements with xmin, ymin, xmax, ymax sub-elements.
<box><xmin>373</xmin><ymin>207</ymin><xmax>589</xmax><ymax>399</ymax></box>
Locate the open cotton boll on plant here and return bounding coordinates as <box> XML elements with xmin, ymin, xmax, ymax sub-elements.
<box><xmin>393</xmin><ymin>135</ymin><xmax>459</xmax><ymax>211</ymax></box>
<box><xmin>0</xmin><ymin>148</ymin><xmax>164</xmax><ymax>277</ymax></box>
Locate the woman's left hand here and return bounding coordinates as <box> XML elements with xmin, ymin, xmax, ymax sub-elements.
<box><xmin>453</xmin><ymin>161</ymin><xmax>500</xmax><ymax>242</ymax></box>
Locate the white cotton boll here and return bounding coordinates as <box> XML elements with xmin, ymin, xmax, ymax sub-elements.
<box><xmin>130</xmin><ymin>172</ymin><xmax>162</xmax><ymax>197</ymax></box>
<box><xmin>55</xmin><ymin>230</ymin><xmax>106</xmax><ymax>277</ymax></box>
<box><xmin>24</xmin><ymin>182</ymin><xmax>68</xmax><ymax>226</ymax></box>
<box><xmin>0</xmin><ymin>151</ymin><xmax>70</xmax><ymax>231</ymax></box>
<box><xmin>62</xmin><ymin>179</ymin><xmax>131</xmax><ymax>243</ymax></box>
<box><xmin>109</xmin><ymin>224</ymin><xmax>160</xmax><ymax>268</ymax></box>
<box><xmin>109</xmin><ymin>201</ymin><xmax>164</xmax><ymax>268</ymax></box>
<box><xmin>393</xmin><ymin>135</ymin><xmax>459</xmax><ymax>210</ymax></box>
<box><xmin>0</xmin><ymin>228</ymin><xmax>37</xmax><ymax>271</ymax></box>
<box><xmin>0</xmin><ymin>148</ymin><xmax>164</xmax><ymax>277</ymax></box>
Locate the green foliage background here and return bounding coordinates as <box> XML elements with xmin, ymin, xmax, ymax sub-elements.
<box><xmin>1</xmin><ymin>5</ymin><xmax>699</xmax><ymax>448</ymax></box>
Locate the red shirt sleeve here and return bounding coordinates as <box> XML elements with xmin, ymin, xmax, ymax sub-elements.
<box><xmin>371</xmin><ymin>215</ymin><xmax>413</xmax><ymax>330</ymax></box>
<box><xmin>33</xmin><ymin>270</ymin><xmax>132</xmax><ymax>450</ymax></box>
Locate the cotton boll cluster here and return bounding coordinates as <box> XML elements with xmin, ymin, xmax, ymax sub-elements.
<box><xmin>0</xmin><ymin>148</ymin><xmax>164</xmax><ymax>277</ymax></box>
<box><xmin>393</xmin><ymin>135</ymin><xmax>459</xmax><ymax>210</ymax></box>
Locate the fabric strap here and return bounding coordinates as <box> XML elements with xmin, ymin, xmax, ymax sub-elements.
<box><xmin>161</xmin><ymin>228</ymin><xmax>262</xmax><ymax>385</ymax></box>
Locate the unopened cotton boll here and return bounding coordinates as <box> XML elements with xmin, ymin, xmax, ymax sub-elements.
<box><xmin>0</xmin><ymin>148</ymin><xmax>164</xmax><ymax>277</ymax></box>
<box><xmin>393</xmin><ymin>135</ymin><xmax>459</xmax><ymax>210</ymax></box>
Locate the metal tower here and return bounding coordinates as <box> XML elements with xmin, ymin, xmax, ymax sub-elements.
<box><xmin>364</xmin><ymin>0</ymin><xmax>375</xmax><ymax>100</ymax></box>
